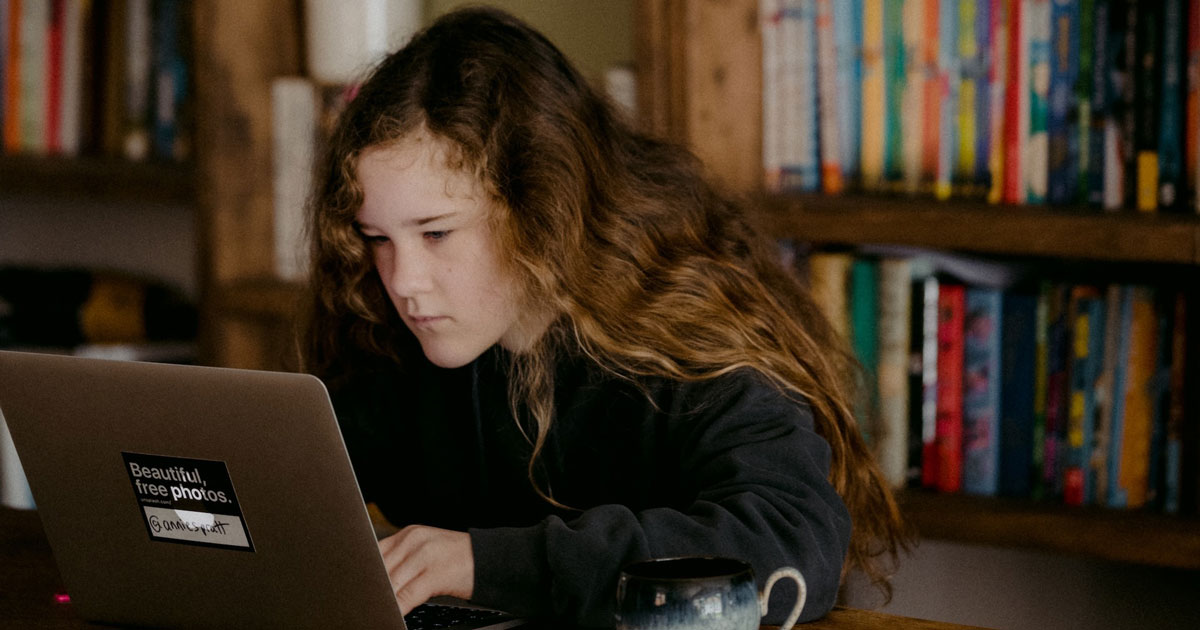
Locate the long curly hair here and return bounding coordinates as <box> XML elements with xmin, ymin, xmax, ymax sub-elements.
<box><xmin>302</xmin><ymin>6</ymin><xmax>909</xmax><ymax>599</ymax></box>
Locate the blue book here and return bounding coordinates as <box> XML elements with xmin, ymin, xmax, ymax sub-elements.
<box><xmin>971</xmin><ymin>0</ymin><xmax>993</xmax><ymax>188</ymax></box>
<box><xmin>833</xmin><ymin>0</ymin><xmax>862</xmax><ymax>182</ymax></box>
<box><xmin>1047</xmin><ymin>0</ymin><xmax>1081</xmax><ymax>205</ymax></box>
<box><xmin>883</xmin><ymin>0</ymin><xmax>906</xmax><ymax>181</ymax></box>
<box><xmin>1103</xmin><ymin>285</ymin><xmax>1133</xmax><ymax>507</ymax></box>
<box><xmin>152</xmin><ymin>0</ymin><xmax>189</xmax><ymax>160</ymax></box>
<box><xmin>780</xmin><ymin>0</ymin><xmax>821</xmax><ymax>191</ymax></box>
<box><xmin>962</xmin><ymin>288</ymin><xmax>1003</xmax><ymax>496</ymax></box>
<box><xmin>1000</xmin><ymin>292</ymin><xmax>1038</xmax><ymax>497</ymax></box>
<box><xmin>935</xmin><ymin>0</ymin><xmax>959</xmax><ymax>200</ymax></box>
<box><xmin>1086</xmin><ymin>0</ymin><xmax>1111</xmax><ymax>206</ymax></box>
<box><xmin>1157</xmin><ymin>0</ymin><xmax>1186</xmax><ymax>210</ymax></box>
<box><xmin>1074</xmin><ymin>0</ymin><xmax>1095</xmax><ymax>202</ymax></box>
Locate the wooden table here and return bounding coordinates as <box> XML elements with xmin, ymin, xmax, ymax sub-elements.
<box><xmin>0</xmin><ymin>507</ymin><xmax>982</xmax><ymax>629</ymax></box>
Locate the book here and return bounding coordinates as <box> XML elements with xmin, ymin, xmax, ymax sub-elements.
<box><xmin>962</xmin><ymin>287</ymin><xmax>1003</xmax><ymax>496</ymax></box>
<box><xmin>850</xmin><ymin>258</ymin><xmax>879</xmax><ymax>441</ymax></box>
<box><xmin>1047</xmin><ymin>0</ymin><xmax>1081</xmax><ymax>205</ymax></box>
<box><xmin>1000</xmin><ymin>291</ymin><xmax>1039</xmax><ymax>497</ymax></box>
<box><xmin>1110</xmin><ymin>1</ymin><xmax>1138</xmax><ymax>210</ymax></box>
<box><xmin>860</xmin><ymin>0</ymin><xmax>887</xmax><ymax>188</ymax></box>
<box><xmin>1042</xmin><ymin>283</ymin><xmax>1071</xmax><ymax>498</ymax></box>
<box><xmin>910</xmin><ymin>268</ymin><xmax>940</xmax><ymax>488</ymax></box>
<box><xmin>876</xmin><ymin>257</ymin><xmax>912</xmax><ymax>486</ymax></box>
<box><xmin>987</xmin><ymin>0</ymin><xmax>1009</xmax><ymax>203</ymax></box>
<box><xmin>956</xmin><ymin>0</ymin><xmax>993</xmax><ymax>197</ymax></box>
<box><xmin>1025</xmin><ymin>0</ymin><xmax>1052</xmax><ymax>204</ymax></box>
<box><xmin>1156</xmin><ymin>0</ymin><xmax>1186</xmax><ymax>211</ymax></box>
<box><xmin>1164</xmin><ymin>291</ymin><xmax>1187</xmax><ymax>512</ymax></box>
<box><xmin>807</xmin><ymin>251</ymin><xmax>853</xmax><ymax>342</ymax></box>
<box><xmin>1087</xmin><ymin>0</ymin><xmax>1112</xmax><ymax>206</ymax></box>
<box><xmin>1089</xmin><ymin>283</ymin><xmax>1125</xmax><ymax>504</ymax></box>
<box><xmin>121</xmin><ymin>0</ymin><xmax>152</xmax><ymax>161</ymax></box>
<box><xmin>919</xmin><ymin>0</ymin><xmax>942</xmax><ymax>193</ymax></box>
<box><xmin>1108</xmin><ymin>286</ymin><xmax>1158</xmax><ymax>508</ymax></box>
<box><xmin>815</xmin><ymin>0</ymin><xmax>844</xmax><ymax>193</ymax></box>
<box><xmin>901</xmin><ymin>0</ymin><xmax>928</xmax><ymax>192</ymax></box>
<box><xmin>17</xmin><ymin>0</ymin><xmax>48</xmax><ymax>154</ymax></box>
<box><xmin>1146</xmin><ymin>291</ymin><xmax>1175</xmax><ymax>509</ymax></box>
<box><xmin>1002</xmin><ymin>0</ymin><xmax>1029</xmax><ymax>204</ymax></box>
<box><xmin>1063</xmin><ymin>285</ymin><xmax>1105</xmax><ymax>506</ymax></box>
<box><xmin>762</xmin><ymin>0</ymin><xmax>784</xmax><ymax>191</ymax></box>
<box><xmin>934</xmin><ymin>0</ymin><xmax>959</xmax><ymax>200</ymax></box>
<box><xmin>1189</xmin><ymin>0</ymin><xmax>1200</xmax><ymax>212</ymax></box>
<box><xmin>152</xmin><ymin>0</ymin><xmax>189</xmax><ymax>160</ymax></box>
<box><xmin>55</xmin><ymin>0</ymin><xmax>85</xmax><ymax>156</ymax></box>
<box><xmin>833</xmin><ymin>0</ymin><xmax>862</xmax><ymax>185</ymax></box>
<box><xmin>45</xmin><ymin>0</ymin><xmax>62</xmax><ymax>152</ymax></box>
<box><xmin>884</xmin><ymin>0</ymin><xmax>907</xmax><ymax>182</ymax></box>
<box><xmin>934</xmin><ymin>281</ymin><xmax>966</xmax><ymax>493</ymax></box>
<box><xmin>1133</xmin><ymin>0</ymin><xmax>1162</xmax><ymax>212</ymax></box>
<box><xmin>0</xmin><ymin>0</ymin><xmax>8</xmax><ymax>144</ymax></box>
<box><xmin>1074</xmin><ymin>0</ymin><xmax>1095</xmax><ymax>203</ymax></box>
<box><xmin>3</xmin><ymin>0</ymin><xmax>18</xmax><ymax>152</ymax></box>
<box><xmin>781</xmin><ymin>0</ymin><xmax>821</xmax><ymax>192</ymax></box>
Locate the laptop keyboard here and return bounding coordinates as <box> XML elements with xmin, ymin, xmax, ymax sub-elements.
<box><xmin>404</xmin><ymin>602</ymin><xmax>510</xmax><ymax>629</ymax></box>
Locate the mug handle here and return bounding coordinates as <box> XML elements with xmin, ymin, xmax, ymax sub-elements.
<box><xmin>758</xmin><ymin>567</ymin><xmax>806</xmax><ymax>630</ymax></box>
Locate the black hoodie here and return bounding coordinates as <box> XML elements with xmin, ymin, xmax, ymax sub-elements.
<box><xmin>329</xmin><ymin>347</ymin><xmax>851</xmax><ymax>627</ymax></box>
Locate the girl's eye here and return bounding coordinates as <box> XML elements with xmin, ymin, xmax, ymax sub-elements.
<box><xmin>362</xmin><ymin>233</ymin><xmax>390</xmax><ymax>245</ymax></box>
<box><xmin>424</xmin><ymin>230</ymin><xmax>450</xmax><ymax>241</ymax></box>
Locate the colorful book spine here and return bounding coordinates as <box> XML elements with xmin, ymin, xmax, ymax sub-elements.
<box><xmin>1063</xmin><ymin>285</ymin><xmax>1105</xmax><ymax>506</ymax></box>
<box><xmin>957</xmin><ymin>0</ymin><xmax>992</xmax><ymax>195</ymax></box>
<box><xmin>815</xmin><ymin>0</ymin><xmax>844</xmax><ymax>193</ymax></box>
<box><xmin>912</xmin><ymin>271</ymin><xmax>940</xmax><ymax>488</ymax></box>
<box><xmin>1109</xmin><ymin>2</ymin><xmax>1137</xmax><ymax>210</ymax></box>
<box><xmin>1157</xmin><ymin>0</ymin><xmax>1185</xmax><ymax>210</ymax></box>
<box><xmin>860</xmin><ymin>0</ymin><xmax>887</xmax><ymax>188</ymax></box>
<box><xmin>17</xmin><ymin>0</ymin><xmax>47</xmax><ymax>153</ymax></box>
<box><xmin>884</xmin><ymin>0</ymin><xmax>907</xmax><ymax>182</ymax></box>
<box><xmin>807</xmin><ymin>251</ymin><xmax>853</xmax><ymax>342</ymax></box>
<box><xmin>850</xmin><ymin>258</ymin><xmax>879</xmax><ymax>441</ymax></box>
<box><xmin>963</xmin><ymin>287</ymin><xmax>1003</xmax><ymax>496</ymax></box>
<box><xmin>1047</xmin><ymin>0</ymin><xmax>1081</xmax><ymax>205</ymax></box>
<box><xmin>782</xmin><ymin>0</ymin><xmax>821</xmax><ymax>191</ymax></box>
<box><xmin>877</xmin><ymin>257</ymin><xmax>912</xmax><ymax>486</ymax></box>
<box><xmin>1003</xmin><ymin>0</ymin><xmax>1029</xmax><ymax>204</ymax></box>
<box><xmin>1026</xmin><ymin>0</ymin><xmax>1052</xmax><ymax>204</ymax></box>
<box><xmin>935</xmin><ymin>0</ymin><xmax>959</xmax><ymax>200</ymax></box>
<box><xmin>1000</xmin><ymin>291</ymin><xmax>1038</xmax><ymax>497</ymax></box>
<box><xmin>987</xmin><ymin>0</ymin><xmax>1009</xmax><ymax>203</ymax></box>
<box><xmin>833</xmin><ymin>0</ymin><xmax>862</xmax><ymax>184</ymax></box>
<box><xmin>1189</xmin><ymin>0</ymin><xmax>1200</xmax><ymax>212</ymax></box>
<box><xmin>920</xmin><ymin>0</ymin><xmax>942</xmax><ymax>191</ymax></box>
<box><xmin>935</xmin><ymin>282</ymin><xmax>966</xmax><ymax>493</ymax></box>
<box><xmin>3</xmin><ymin>0</ymin><xmax>18</xmax><ymax>152</ymax></box>
<box><xmin>902</xmin><ymin>0</ymin><xmax>927</xmax><ymax>192</ymax></box>
<box><xmin>1133</xmin><ymin>1</ymin><xmax>1162</xmax><ymax>212</ymax></box>
<box><xmin>1088</xmin><ymin>0</ymin><xmax>1111</xmax><ymax>206</ymax></box>
<box><xmin>1043</xmin><ymin>283</ymin><xmax>1070</xmax><ymax>497</ymax></box>
<box><xmin>762</xmin><ymin>0</ymin><xmax>784</xmax><ymax>191</ymax></box>
<box><xmin>1075</xmin><ymin>0</ymin><xmax>1095</xmax><ymax>203</ymax></box>
<box><xmin>1109</xmin><ymin>287</ymin><xmax>1158</xmax><ymax>508</ymax></box>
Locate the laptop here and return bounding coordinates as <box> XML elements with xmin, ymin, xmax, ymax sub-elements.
<box><xmin>0</xmin><ymin>350</ymin><xmax>528</xmax><ymax>630</ymax></box>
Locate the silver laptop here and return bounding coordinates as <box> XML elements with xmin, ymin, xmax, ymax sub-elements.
<box><xmin>0</xmin><ymin>350</ymin><xmax>526</xmax><ymax>630</ymax></box>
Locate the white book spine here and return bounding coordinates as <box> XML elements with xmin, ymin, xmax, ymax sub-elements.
<box><xmin>271</xmin><ymin>77</ymin><xmax>319</xmax><ymax>282</ymax></box>
<box><xmin>877</xmin><ymin>258</ymin><xmax>912</xmax><ymax>486</ymax></box>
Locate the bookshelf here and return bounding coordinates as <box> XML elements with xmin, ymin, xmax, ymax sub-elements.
<box><xmin>0</xmin><ymin>154</ymin><xmax>194</xmax><ymax>204</ymax></box>
<box><xmin>634</xmin><ymin>0</ymin><xmax>1200</xmax><ymax>569</ymax></box>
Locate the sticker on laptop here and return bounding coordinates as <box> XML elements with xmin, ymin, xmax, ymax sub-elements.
<box><xmin>122</xmin><ymin>452</ymin><xmax>254</xmax><ymax>551</ymax></box>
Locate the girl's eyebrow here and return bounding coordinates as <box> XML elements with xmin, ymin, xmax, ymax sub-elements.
<box><xmin>352</xmin><ymin>211</ymin><xmax>458</xmax><ymax>232</ymax></box>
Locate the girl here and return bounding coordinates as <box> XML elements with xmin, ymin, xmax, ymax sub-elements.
<box><xmin>303</xmin><ymin>7</ymin><xmax>907</xmax><ymax>626</ymax></box>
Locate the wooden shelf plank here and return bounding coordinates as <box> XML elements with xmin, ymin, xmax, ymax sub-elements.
<box><xmin>0</xmin><ymin>154</ymin><xmax>195</xmax><ymax>205</ymax></box>
<box><xmin>900</xmin><ymin>490</ymin><xmax>1200</xmax><ymax>569</ymax></box>
<box><xmin>757</xmin><ymin>194</ymin><xmax>1200</xmax><ymax>265</ymax></box>
<box><xmin>211</xmin><ymin>279</ymin><xmax>305</xmax><ymax>320</ymax></box>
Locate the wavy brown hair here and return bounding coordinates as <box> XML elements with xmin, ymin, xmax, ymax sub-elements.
<box><xmin>302</xmin><ymin>6</ymin><xmax>909</xmax><ymax>599</ymax></box>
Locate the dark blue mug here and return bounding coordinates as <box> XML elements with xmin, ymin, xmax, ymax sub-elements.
<box><xmin>614</xmin><ymin>557</ymin><xmax>806</xmax><ymax>630</ymax></box>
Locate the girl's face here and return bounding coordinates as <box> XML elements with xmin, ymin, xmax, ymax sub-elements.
<box><xmin>354</xmin><ymin>135</ymin><xmax>545</xmax><ymax>368</ymax></box>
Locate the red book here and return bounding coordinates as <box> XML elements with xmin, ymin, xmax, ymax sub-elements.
<box><xmin>921</xmin><ymin>0</ymin><xmax>941</xmax><ymax>180</ymax></box>
<box><xmin>45</xmin><ymin>0</ymin><xmax>64</xmax><ymax>153</ymax></box>
<box><xmin>935</xmin><ymin>283</ymin><xmax>966</xmax><ymax>493</ymax></box>
<box><xmin>3</xmin><ymin>0</ymin><xmax>20</xmax><ymax>152</ymax></box>
<box><xmin>1002</xmin><ymin>0</ymin><xmax>1026</xmax><ymax>204</ymax></box>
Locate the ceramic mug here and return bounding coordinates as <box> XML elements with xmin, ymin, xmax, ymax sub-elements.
<box><xmin>614</xmin><ymin>556</ymin><xmax>806</xmax><ymax>630</ymax></box>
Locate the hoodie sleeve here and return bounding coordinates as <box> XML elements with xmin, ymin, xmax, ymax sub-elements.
<box><xmin>468</xmin><ymin>372</ymin><xmax>852</xmax><ymax>627</ymax></box>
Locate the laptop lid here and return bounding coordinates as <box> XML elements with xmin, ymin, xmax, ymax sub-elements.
<box><xmin>0</xmin><ymin>350</ymin><xmax>409</xmax><ymax>629</ymax></box>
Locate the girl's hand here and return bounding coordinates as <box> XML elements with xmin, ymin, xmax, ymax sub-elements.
<box><xmin>377</xmin><ymin>525</ymin><xmax>475</xmax><ymax>615</ymax></box>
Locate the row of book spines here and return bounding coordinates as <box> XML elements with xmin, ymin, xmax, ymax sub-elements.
<box><xmin>762</xmin><ymin>0</ymin><xmax>1200</xmax><ymax>214</ymax></box>
<box><xmin>0</xmin><ymin>0</ymin><xmax>190</xmax><ymax>162</ymax></box>
<box><xmin>804</xmin><ymin>251</ymin><xmax>1196</xmax><ymax>513</ymax></box>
